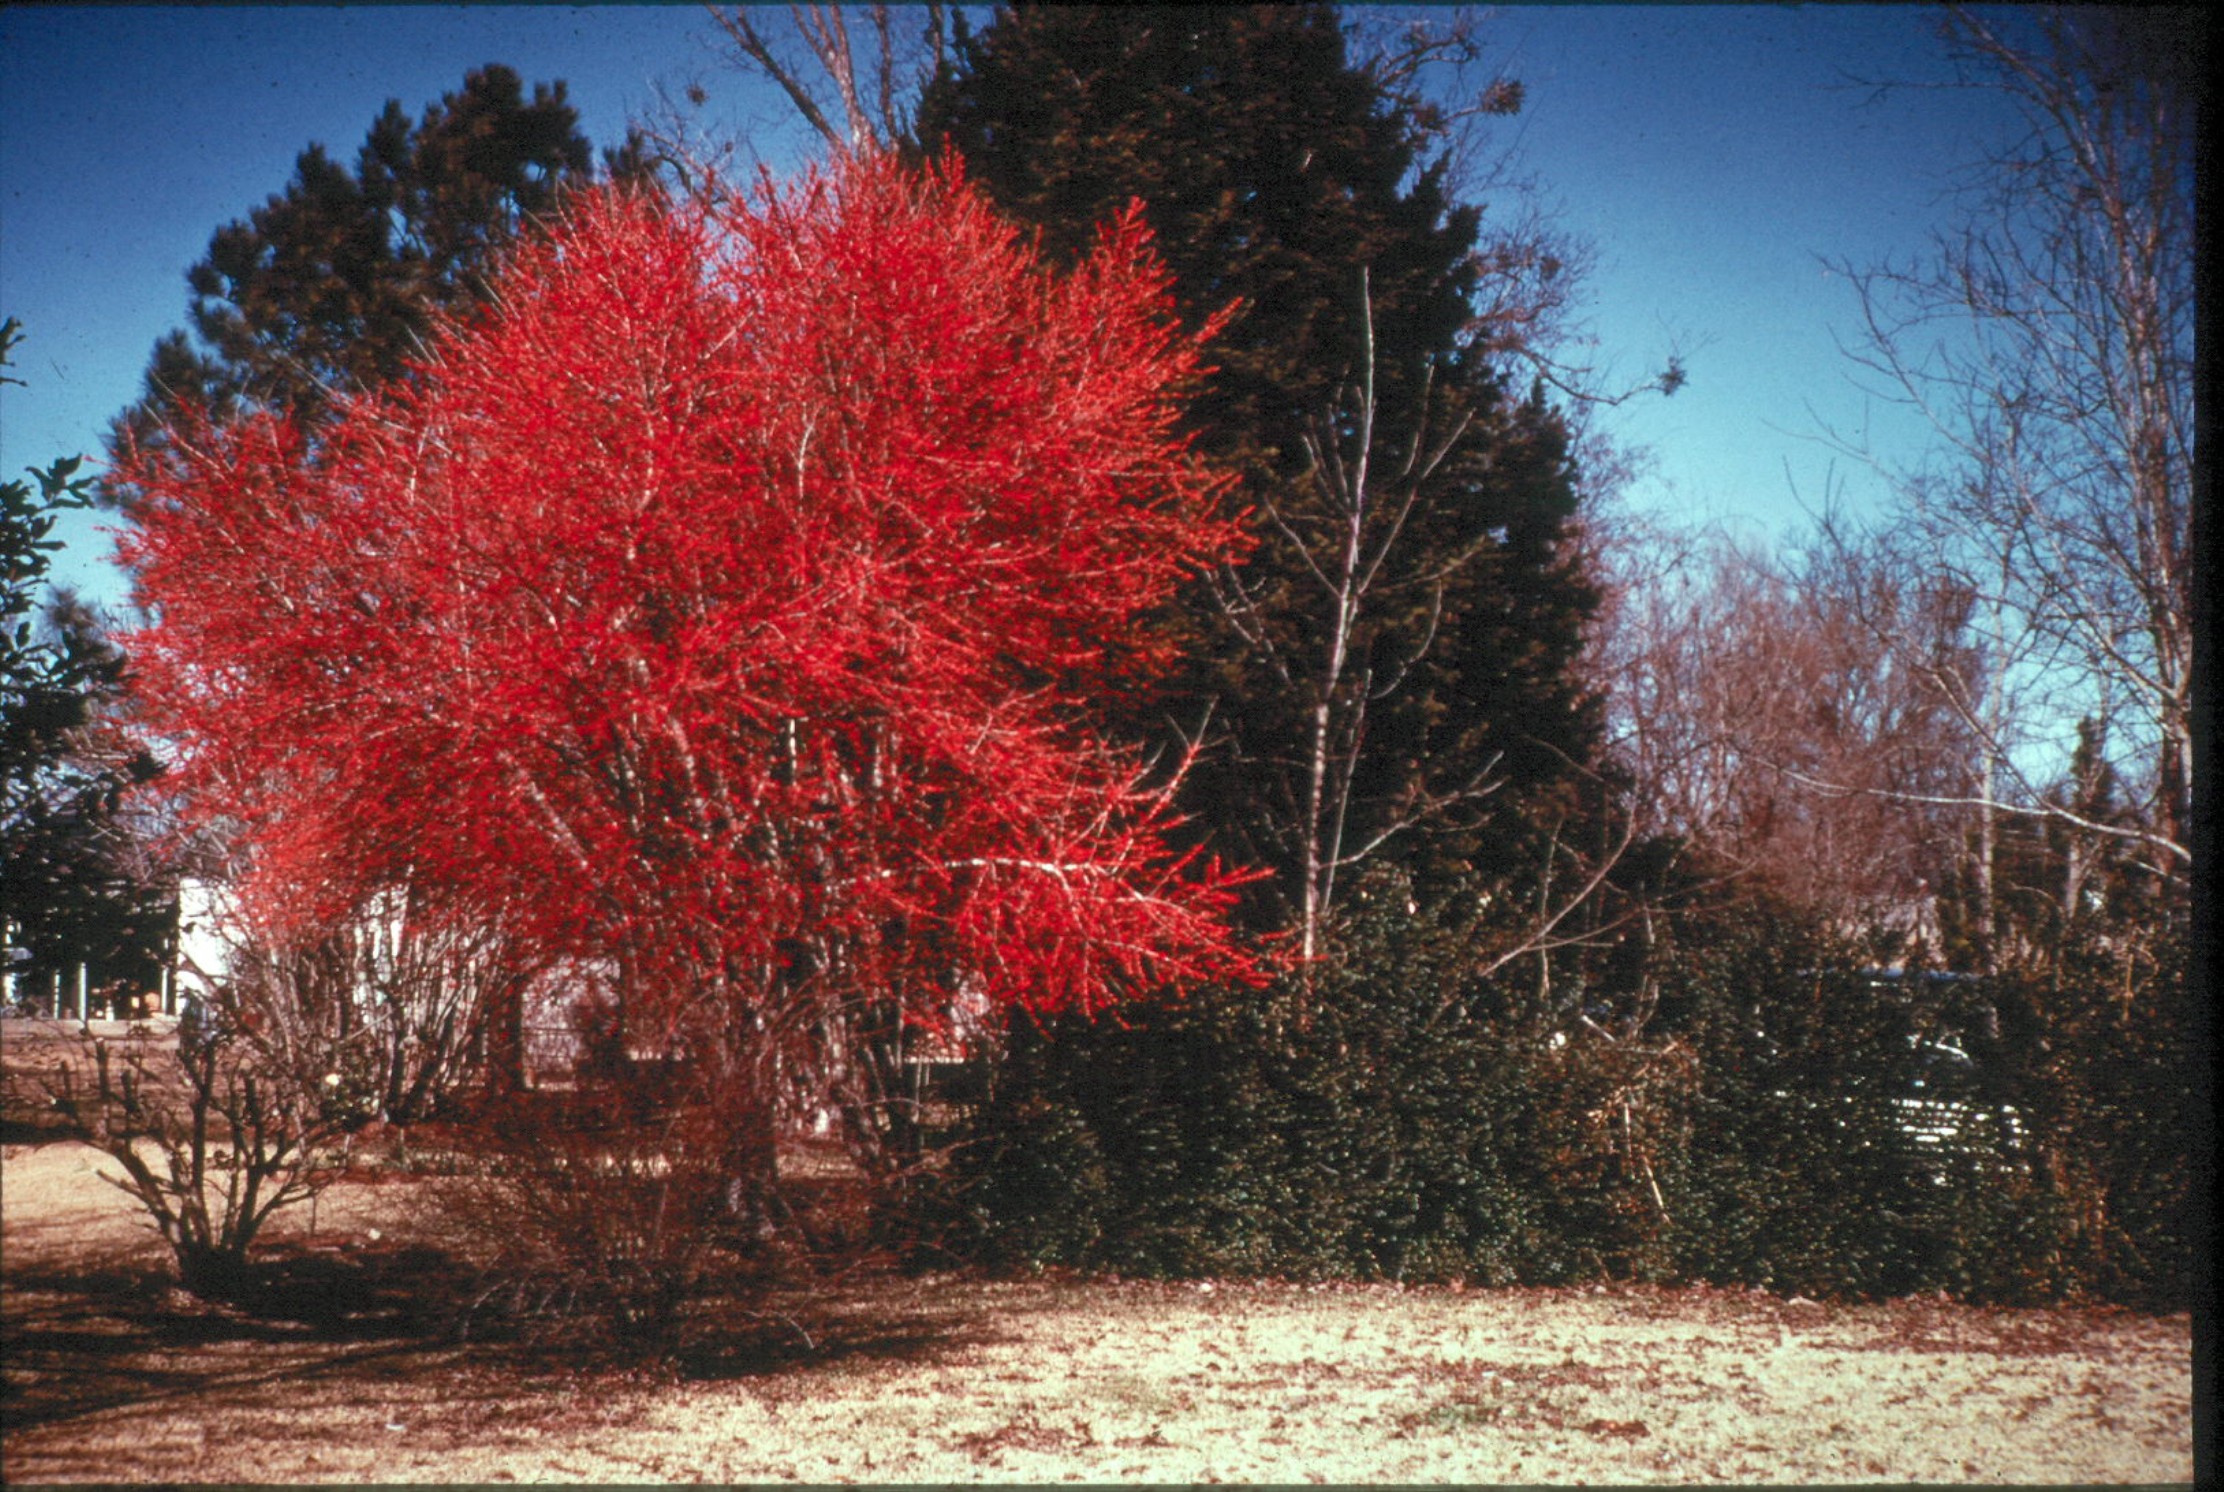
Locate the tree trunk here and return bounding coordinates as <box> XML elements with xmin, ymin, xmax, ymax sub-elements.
<box><xmin>483</xmin><ymin>976</ymin><xmax>527</xmax><ymax>1095</ymax></box>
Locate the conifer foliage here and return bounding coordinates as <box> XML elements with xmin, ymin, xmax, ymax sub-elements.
<box><xmin>115</xmin><ymin>154</ymin><xmax>1263</xmax><ymax>1172</ymax></box>
<box><xmin>3</xmin><ymin>320</ymin><xmax>172</xmax><ymax>1007</ymax></box>
<box><xmin>111</xmin><ymin>65</ymin><xmax>607</xmax><ymax>451</ymax></box>
<box><xmin>919</xmin><ymin>7</ymin><xmax>1605</xmax><ymax>927</ymax></box>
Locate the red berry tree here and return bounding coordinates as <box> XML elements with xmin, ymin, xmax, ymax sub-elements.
<box><xmin>117</xmin><ymin>152</ymin><xmax>1264</xmax><ymax>1184</ymax></box>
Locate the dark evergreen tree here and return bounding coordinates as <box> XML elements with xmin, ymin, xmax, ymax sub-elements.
<box><xmin>1</xmin><ymin>592</ymin><xmax>173</xmax><ymax>1013</ymax></box>
<box><xmin>109</xmin><ymin>64</ymin><xmax>623</xmax><ymax>460</ymax></box>
<box><xmin>5</xmin><ymin>320</ymin><xmax>172</xmax><ymax>1006</ymax></box>
<box><xmin>3</xmin><ymin>319</ymin><xmax>106</xmax><ymax>850</ymax></box>
<box><xmin>918</xmin><ymin>6</ymin><xmax>1606</xmax><ymax>931</ymax></box>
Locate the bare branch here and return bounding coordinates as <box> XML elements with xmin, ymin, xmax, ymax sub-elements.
<box><xmin>704</xmin><ymin>4</ymin><xmax>949</xmax><ymax>153</ymax></box>
<box><xmin>1813</xmin><ymin>5</ymin><xmax>2192</xmax><ymax>882</ymax></box>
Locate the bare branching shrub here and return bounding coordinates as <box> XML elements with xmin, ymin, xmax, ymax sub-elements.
<box><xmin>192</xmin><ymin>878</ymin><xmax>548</xmax><ymax>1125</ymax></box>
<box><xmin>45</xmin><ymin>1014</ymin><xmax>351</xmax><ymax>1300</ymax></box>
<box><xmin>437</xmin><ymin>1003</ymin><xmax>798</xmax><ymax>1354</ymax></box>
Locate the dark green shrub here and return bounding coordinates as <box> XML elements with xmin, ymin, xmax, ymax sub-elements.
<box><xmin>1648</xmin><ymin>926</ymin><xmax>1924</xmax><ymax>1296</ymax></box>
<box><xmin>947</xmin><ymin>866</ymin><xmax>1679</xmax><ymax>1284</ymax></box>
<box><xmin>942</xmin><ymin>871</ymin><xmax>2191</xmax><ymax>1309</ymax></box>
<box><xmin>1964</xmin><ymin>937</ymin><xmax>2194</xmax><ymax>1308</ymax></box>
<box><xmin>1647</xmin><ymin>910</ymin><xmax>2190</xmax><ymax>1308</ymax></box>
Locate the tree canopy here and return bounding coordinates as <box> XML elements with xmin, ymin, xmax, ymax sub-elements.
<box><xmin>108</xmin><ymin>64</ymin><xmax>618</xmax><ymax>461</ymax></box>
<box><xmin>1826</xmin><ymin>7</ymin><xmax>2194</xmax><ymax>891</ymax></box>
<box><xmin>115</xmin><ymin>151</ymin><xmax>1265</xmax><ymax>1166</ymax></box>
<box><xmin>917</xmin><ymin>6</ymin><xmax>1607</xmax><ymax>940</ymax></box>
<box><xmin>4</xmin><ymin>319</ymin><xmax>171</xmax><ymax>998</ymax></box>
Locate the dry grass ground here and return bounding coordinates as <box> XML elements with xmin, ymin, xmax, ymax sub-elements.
<box><xmin>1</xmin><ymin>1134</ymin><xmax>2194</xmax><ymax>1485</ymax></box>
<box><xmin>2</xmin><ymin>1020</ymin><xmax>2196</xmax><ymax>1483</ymax></box>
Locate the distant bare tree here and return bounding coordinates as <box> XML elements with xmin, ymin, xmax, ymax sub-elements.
<box><xmin>705</xmin><ymin>4</ymin><xmax>949</xmax><ymax>153</ymax></box>
<box><xmin>1591</xmin><ymin>517</ymin><xmax>1979</xmax><ymax>941</ymax></box>
<box><xmin>1822</xmin><ymin>6</ymin><xmax>2196</xmax><ymax>890</ymax></box>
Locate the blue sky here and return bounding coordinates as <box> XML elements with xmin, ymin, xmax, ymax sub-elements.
<box><xmin>1</xmin><ymin>4</ymin><xmax>2022</xmax><ymax>613</ymax></box>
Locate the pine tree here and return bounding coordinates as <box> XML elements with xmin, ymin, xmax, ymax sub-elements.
<box><xmin>918</xmin><ymin>6</ymin><xmax>1606</xmax><ymax>933</ymax></box>
<box><xmin>109</xmin><ymin>65</ymin><xmax>619</xmax><ymax>459</ymax></box>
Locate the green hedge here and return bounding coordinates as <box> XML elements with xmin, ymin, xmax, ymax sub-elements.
<box><xmin>947</xmin><ymin>870</ymin><xmax>1667</xmax><ymax>1284</ymax></box>
<box><xmin>936</xmin><ymin>873</ymin><xmax>2191</xmax><ymax>1308</ymax></box>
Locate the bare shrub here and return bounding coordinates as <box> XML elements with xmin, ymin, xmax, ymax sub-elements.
<box><xmin>44</xmin><ymin>1014</ymin><xmax>350</xmax><ymax>1301</ymax></box>
<box><xmin>434</xmin><ymin>1005</ymin><xmax>801</xmax><ymax>1355</ymax></box>
<box><xmin>190</xmin><ymin>878</ymin><xmax>549</xmax><ymax>1125</ymax></box>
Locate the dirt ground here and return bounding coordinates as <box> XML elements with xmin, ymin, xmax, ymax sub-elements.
<box><xmin>0</xmin><ymin>1130</ymin><xmax>2195</xmax><ymax>1486</ymax></box>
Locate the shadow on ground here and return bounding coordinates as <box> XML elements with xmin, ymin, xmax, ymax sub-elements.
<box><xmin>1</xmin><ymin>1242</ymin><xmax>480</xmax><ymax>1432</ymax></box>
<box><xmin>3</xmin><ymin>1226</ymin><xmax>1008</xmax><ymax>1439</ymax></box>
